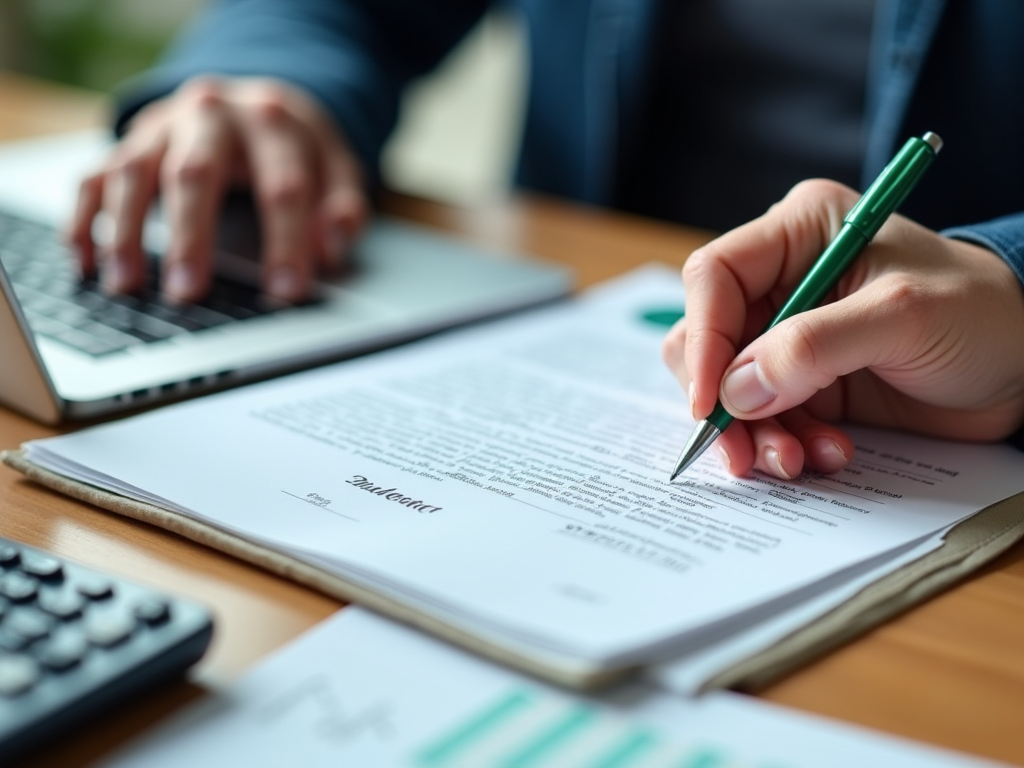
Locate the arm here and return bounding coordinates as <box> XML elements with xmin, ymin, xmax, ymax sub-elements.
<box><xmin>115</xmin><ymin>0</ymin><xmax>490</xmax><ymax>173</ymax></box>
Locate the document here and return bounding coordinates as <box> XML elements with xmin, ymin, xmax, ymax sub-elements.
<box><xmin>22</xmin><ymin>267</ymin><xmax>1024</xmax><ymax>674</ymax></box>
<box><xmin>99</xmin><ymin>608</ymin><xmax>1006</xmax><ymax>768</ymax></box>
<box><xmin>651</xmin><ymin>527</ymin><xmax>948</xmax><ymax>694</ymax></box>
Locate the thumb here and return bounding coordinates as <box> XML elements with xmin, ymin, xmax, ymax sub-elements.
<box><xmin>718</xmin><ymin>283</ymin><xmax>914</xmax><ymax>419</ymax></box>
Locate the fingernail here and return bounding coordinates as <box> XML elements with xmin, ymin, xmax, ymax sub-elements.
<box><xmin>765</xmin><ymin>447</ymin><xmax>794</xmax><ymax>480</ymax></box>
<box><xmin>722</xmin><ymin>361</ymin><xmax>776</xmax><ymax>413</ymax></box>
<box><xmin>165</xmin><ymin>262</ymin><xmax>197</xmax><ymax>301</ymax></box>
<box><xmin>716</xmin><ymin>444</ymin><xmax>732</xmax><ymax>474</ymax></box>
<box><xmin>810</xmin><ymin>437</ymin><xmax>849</xmax><ymax>472</ymax></box>
<box><xmin>268</xmin><ymin>266</ymin><xmax>300</xmax><ymax>299</ymax></box>
<box><xmin>688</xmin><ymin>381</ymin><xmax>697</xmax><ymax>420</ymax></box>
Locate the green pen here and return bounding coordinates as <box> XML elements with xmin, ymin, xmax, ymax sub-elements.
<box><xmin>669</xmin><ymin>131</ymin><xmax>943</xmax><ymax>482</ymax></box>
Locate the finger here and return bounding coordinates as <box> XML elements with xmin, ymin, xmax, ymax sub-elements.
<box><xmin>717</xmin><ymin>271</ymin><xmax>932</xmax><ymax>421</ymax></box>
<box><xmin>240</xmin><ymin>89</ymin><xmax>318</xmax><ymax>301</ymax></box>
<box><xmin>747</xmin><ymin>416</ymin><xmax>805</xmax><ymax>479</ymax></box>
<box><xmin>714</xmin><ymin>419</ymin><xmax>756</xmax><ymax>477</ymax></box>
<box><xmin>275</xmin><ymin>83</ymin><xmax>368</xmax><ymax>271</ymax></box>
<box><xmin>160</xmin><ymin>81</ymin><xmax>234</xmax><ymax>302</ymax></box>
<box><xmin>314</xmin><ymin>147</ymin><xmax>367</xmax><ymax>271</ymax></box>
<box><xmin>661</xmin><ymin>316</ymin><xmax>693</xmax><ymax>413</ymax></box>
<box><xmin>681</xmin><ymin>180</ymin><xmax>860</xmax><ymax>422</ymax></box>
<box><xmin>776</xmin><ymin>408</ymin><xmax>854</xmax><ymax>474</ymax></box>
<box><xmin>99</xmin><ymin>133</ymin><xmax>167</xmax><ymax>293</ymax></box>
<box><xmin>68</xmin><ymin>171</ymin><xmax>105</xmax><ymax>276</ymax></box>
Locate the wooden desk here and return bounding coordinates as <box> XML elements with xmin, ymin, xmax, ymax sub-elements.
<box><xmin>1</xmin><ymin>73</ymin><xmax>1023</xmax><ymax>766</ymax></box>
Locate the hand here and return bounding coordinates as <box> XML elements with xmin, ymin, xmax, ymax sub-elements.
<box><xmin>662</xmin><ymin>179</ymin><xmax>1024</xmax><ymax>479</ymax></box>
<box><xmin>69</xmin><ymin>77</ymin><xmax>367</xmax><ymax>303</ymax></box>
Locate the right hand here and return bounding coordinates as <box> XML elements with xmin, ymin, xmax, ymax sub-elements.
<box><xmin>662</xmin><ymin>179</ymin><xmax>1024</xmax><ymax>479</ymax></box>
<box><xmin>69</xmin><ymin>76</ymin><xmax>368</xmax><ymax>303</ymax></box>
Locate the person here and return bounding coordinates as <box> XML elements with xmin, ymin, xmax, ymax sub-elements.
<box><xmin>68</xmin><ymin>0</ymin><xmax>1024</xmax><ymax>479</ymax></box>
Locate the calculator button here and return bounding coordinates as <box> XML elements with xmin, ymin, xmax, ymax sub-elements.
<box><xmin>0</xmin><ymin>528</ymin><xmax>214</xmax><ymax>757</ymax></box>
<box><xmin>35</xmin><ymin>632</ymin><xmax>88</xmax><ymax>672</ymax></box>
<box><xmin>37</xmin><ymin>590</ymin><xmax>86</xmax><ymax>620</ymax></box>
<box><xmin>0</xmin><ymin>654</ymin><xmax>40</xmax><ymax>696</ymax></box>
<box><xmin>133</xmin><ymin>598</ymin><xmax>171</xmax><ymax>625</ymax></box>
<box><xmin>0</xmin><ymin>572</ymin><xmax>39</xmax><ymax>602</ymax></box>
<box><xmin>6</xmin><ymin>610</ymin><xmax>54</xmax><ymax>643</ymax></box>
<box><xmin>0</xmin><ymin>630</ymin><xmax>30</xmax><ymax>653</ymax></box>
<box><xmin>0</xmin><ymin>545</ymin><xmax>19</xmax><ymax>567</ymax></box>
<box><xmin>84</xmin><ymin>613</ymin><xmax>135</xmax><ymax>647</ymax></box>
<box><xmin>76</xmin><ymin>577</ymin><xmax>114</xmax><ymax>600</ymax></box>
<box><xmin>19</xmin><ymin>553</ymin><xmax>63</xmax><ymax>581</ymax></box>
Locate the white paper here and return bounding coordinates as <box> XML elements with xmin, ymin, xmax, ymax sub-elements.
<box><xmin>650</xmin><ymin>528</ymin><xmax>948</xmax><ymax>694</ymax></box>
<box><xmin>99</xmin><ymin>608</ymin><xmax>1006</xmax><ymax>768</ymax></box>
<box><xmin>25</xmin><ymin>268</ymin><xmax>1024</xmax><ymax>668</ymax></box>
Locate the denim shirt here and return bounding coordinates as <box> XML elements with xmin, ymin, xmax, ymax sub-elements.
<box><xmin>117</xmin><ymin>0</ymin><xmax>1023</xmax><ymax>282</ymax></box>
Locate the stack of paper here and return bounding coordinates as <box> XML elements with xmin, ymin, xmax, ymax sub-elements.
<box><xmin>11</xmin><ymin>268</ymin><xmax>1024</xmax><ymax>689</ymax></box>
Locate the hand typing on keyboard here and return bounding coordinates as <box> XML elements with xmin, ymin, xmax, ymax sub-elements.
<box><xmin>0</xmin><ymin>211</ymin><xmax>283</xmax><ymax>358</ymax></box>
<box><xmin>68</xmin><ymin>77</ymin><xmax>367</xmax><ymax>303</ymax></box>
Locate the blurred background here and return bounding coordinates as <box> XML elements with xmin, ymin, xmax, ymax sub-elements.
<box><xmin>0</xmin><ymin>0</ymin><xmax>523</xmax><ymax>203</ymax></box>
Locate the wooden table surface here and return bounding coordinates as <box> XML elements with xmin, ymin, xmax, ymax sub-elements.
<box><xmin>1</xmin><ymin>72</ymin><xmax>1022</xmax><ymax>766</ymax></box>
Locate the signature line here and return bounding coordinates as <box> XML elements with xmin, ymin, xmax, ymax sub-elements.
<box><xmin>281</xmin><ymin>491</ymin><xmax>360</xmax><ymax>522</ymax></box>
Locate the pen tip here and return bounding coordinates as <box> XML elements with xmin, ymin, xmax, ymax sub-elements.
<box><xmin>668</xmin><ymin>420</ymin><xmax>722</xmax><ymax>483</ymax></box>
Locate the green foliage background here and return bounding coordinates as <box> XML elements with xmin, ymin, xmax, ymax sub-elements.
<box><xmin>3</xmin><ymin>0</ymin><xmax>195</xmax><ymax>92</ymax></box>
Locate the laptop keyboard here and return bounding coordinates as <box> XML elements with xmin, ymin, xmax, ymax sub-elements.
<box><xmin>0</xmin><ymin>209</ymin><xmax>284</xmax><ymax>357</ymax></box>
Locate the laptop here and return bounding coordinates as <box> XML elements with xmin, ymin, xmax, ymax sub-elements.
<box><xmin>0</xmin><ymin>132</ymin><xmax>571</xmax><ymax>424</ymax></box>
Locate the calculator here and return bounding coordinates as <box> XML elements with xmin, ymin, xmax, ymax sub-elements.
<box><xmin>0</xmin><ymin>535</ymin><xmax>214</xmax><ymax>761</ymax></box>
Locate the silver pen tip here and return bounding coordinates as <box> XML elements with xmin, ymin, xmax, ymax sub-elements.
<box><xmin>668</xmin><ymin>421</ymin><xmax>722</xmax><ymax>482</ymax></box>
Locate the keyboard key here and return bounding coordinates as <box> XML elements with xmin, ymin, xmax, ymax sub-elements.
<box><xmin>22</xmin><ymin>315</ymin><xmax>68</xmax><ymax>337</ymax></box>
<box><xmin>0</xmin><ymin>545</ymin><xmax>19</xmax><ymax>567</ymax></box>
<box><xmin>50</xmin><ymin>328</ymin><xmax>126</xmax><ymax>356</ymax></box>
<box><xmin>141</xmin><ymin>302</ymin><xmax>206</xmax><ymax>331</ymax></box>
<box><xmin>0</xmin><ymin>573</ymin><xmax>38</xmax><ymax>603</ymax></box>
<box><xmin>37</xmin><ymin>591</ymin><xmax>85</xmax><ymax>620</ymax></box>
<box><xmin>19</xmin><ymin>553</ymin><xmax>63</xmax><ymax>581</ymax></box>
<box><xmin>133</xmin><ymin>314</ymin><xmax>186</xmax><ymax>340</ymax></box>
<box><xmin>35</xmin><ymin>632</ymin><xmax>88</xmax><ymax>672</ymax></box>
<box><xmin>133</xmin><ymin>598</ymin><xmax>171</xmax><ymax>626</ymax></box>
<box><xmin>69</xmin><ymin>290</ymin><xmax>108</xmax><ymax>311</ymax></box>
<box><xmin>175</xmin><ymin>303</ymin><xmax>235</xmax><ymax>329</ymax></box>
<box><xmin>51</xmin><ymin>304</ymin><xmax>90</xmax><ymax>326</ymax></box>
<box><xmin>78</xmin><ymin>321</ymin><xmax>138</xmax><ymax>347</ymax></box>
<box><xmin>76</xmin><ymin>577</ymin><xmax>114</xmax><ymax>600</ymax></box>
<box><xmin>6</xmin><ymin>610</ymin><xmax>54</xmax><ymax>643</ymax></box>
<box><xmin>0</xmin><ymin>631</ymin><xmax>30</xmax><ymax>653</ymax></box>
<box><xmin>0</xmin><ymin>655</ymin><xmax>40</xmax><ymax>697</ymax></box>
<box><xmin>84</xmin><ymin>613</ymin><xmax>135</xmax><ymax>648</ymax></box>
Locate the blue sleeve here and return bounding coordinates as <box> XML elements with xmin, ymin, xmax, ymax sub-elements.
<box><xmin>943</xmin><ymin>212</ymin><xmax>1024</xmax><ymax>451</ymax></box>
<box><xmin>113</xmin><ymin>0</ymin><xmax>490</xmax><ymax>176</ymax></box>
<box><xmin>942</xmin><ymin>212</ymin><xmax>1024</xmax><ymax>291</ymax></box>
